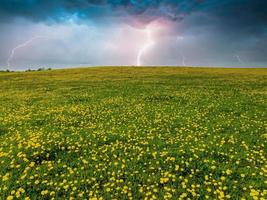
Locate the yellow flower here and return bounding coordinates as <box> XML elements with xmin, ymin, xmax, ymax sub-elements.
<box><xmin>6</xmin><ymin>196</ymin><xmax>14</xmax><ymax>200</ymax></box>
<box><xmin>41</xmin><ymin>190</ymin><xmax>49</xmax><ymax>196</ymax></box>
<box><xmin>82</xmin><ymin>159</ymin><xmax>88</xmax><ymax>164</ymax></box>
<box><xmin>18</xmin><ymin>188</ymin><xmax>25</xmax><ymax>193</ymax></box>
<box><xmin>211</xmin><ymin>166</ymin><xmax>216</xmax><ymax>170</ymax></box>
<box><xmin>15</xmin><ymin>191</ymin><xmax>21</xmax><ymax>198</ymax></box>
<box><xmin>160</xmin><ymin>177</ymin><xmax>169</xmax><ymax>184</ymax></box>
<box><xmin>3</xmin><ymin>173</ymin><xmax>9</xmax><ymax>181</ymax></box>
<box><xmin>29</xmin><ymin>162</ymin><xmax>35</xmax><ymax>167</ymax></box>
<box><xmin>250</xmin><ymin>189</ymin><xmax>259</xmax><ymax>197</ymax></box>
<box><xmin>219</xmin><ymin>191</ymin><xmax>225</xmax><ymax>199</ymax></box>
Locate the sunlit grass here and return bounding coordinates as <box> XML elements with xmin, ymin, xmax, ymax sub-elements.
<box><xmin>0</xmin><ymin>67</ymin><xmax>266</xmax><ymax>199</ymax></box>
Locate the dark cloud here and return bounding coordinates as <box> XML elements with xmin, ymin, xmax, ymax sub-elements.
<box><xmin>1</xmin><ymin>0</ymin><xmax>266</xmax><ymax>30</ymax></box>
<box><xmin>0</xmin><ymin>0</ymin><xmax>266</xmax><ymax>31</ymax></box>
<box><xmin>0</xmin><ymin>0</ymin><xmax>266</xmax><ymax>68</ymax></box>
<box><xmin>0</xmin><ymin>0</ymin><xmax>207</xmax><ymax>23</ymax></box>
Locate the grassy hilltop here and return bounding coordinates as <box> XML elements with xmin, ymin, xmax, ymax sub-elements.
<box><xmin>0</xmin><ymin>67</ymin><xmax>266</xmax><ymax>199</ymax></box>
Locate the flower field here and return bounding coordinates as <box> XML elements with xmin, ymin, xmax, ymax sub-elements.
<box><xmin>0</xmin><ymin>67</ymin><xmax>266</xmax><ymax>200</ymax></box>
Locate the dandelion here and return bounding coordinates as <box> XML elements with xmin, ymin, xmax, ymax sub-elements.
<box><xmin>6</xmin><ymin>196</ymin><xmax>14</xmax><ymax>200</ymax></box>
<box><xmin>41</xmin><ymin>190</ymin><xmax>49</xmax><ymax>196</ymax></box>
<box><xmin>29</xmin><ymin>162</ymin><xmax>35</xmax><ymax>167</ymax></box>
<box><xmin>160</xmin><ymin>177</ymin><xmax>169</xmax><ymax>184</ymax></box>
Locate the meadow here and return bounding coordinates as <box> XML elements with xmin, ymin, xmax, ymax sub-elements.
<box><xmin>0</xmin><ymin>67</ymin><xmax>266</xmax><ymax>200</ymax></box>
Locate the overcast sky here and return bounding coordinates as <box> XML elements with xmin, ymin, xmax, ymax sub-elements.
<box><xmin>0</xmin><ymin>0</ymin><xmax>266</xmax><ymax>70</ymax></box>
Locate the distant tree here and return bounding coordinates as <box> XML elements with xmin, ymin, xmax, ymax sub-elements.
<box><xmin>37</xmin><ymin>68</ymin><xmax>45</xmax><ymax>71</ymax></box>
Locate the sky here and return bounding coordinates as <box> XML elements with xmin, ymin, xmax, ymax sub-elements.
<box><xmin>0</xmin><ymin>0</ymin><xmax>266</xmax><ymax>70</ymax></box>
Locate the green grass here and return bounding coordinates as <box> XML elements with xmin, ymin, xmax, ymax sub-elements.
<box><xmin>0</xmin><ymin>67</ymin><xmax>266</xmax><ymax>200</ymax></box>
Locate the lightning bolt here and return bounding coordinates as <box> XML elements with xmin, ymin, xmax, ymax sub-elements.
<box><xmin>234</xmin><ymin>54</ymin><xmax>243</xmax><ymax>64</ymax></box>
<box><xmin>7</xmin><ymin>36</ymin><xmax>47</xmax><ymax>67</ymax></box>
<box><xmin>137</xmin><ymin>28</ymin><xmax>155</xmax><ymax>66</ymax></box>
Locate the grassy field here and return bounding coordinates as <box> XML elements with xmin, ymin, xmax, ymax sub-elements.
<box><xmin>0</xmin><ymin>67</ymin><xmax>266</xmax><ymax>200</ymax></box>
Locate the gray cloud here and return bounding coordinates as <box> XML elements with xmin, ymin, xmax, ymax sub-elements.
<box><xmin>0</xmin><ymin>0</ymin><xmax>266</xmax><ymax>69</ymax></box>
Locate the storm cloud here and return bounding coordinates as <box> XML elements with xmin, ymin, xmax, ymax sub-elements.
<box><xmin>0</xmin><ymin>0</ymin><xmax>207</xmax><ymax>25</ymax></box>
<box><xmin>0</xmin><ymin>0</ymin><xmax>266</xmax><ymax>69</ymax></box>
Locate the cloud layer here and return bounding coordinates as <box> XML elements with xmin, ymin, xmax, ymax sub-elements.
<box><xmin>0</xmin><ymin>0</ymin><xmax>266</xmax><ymax>69</ymax></box>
